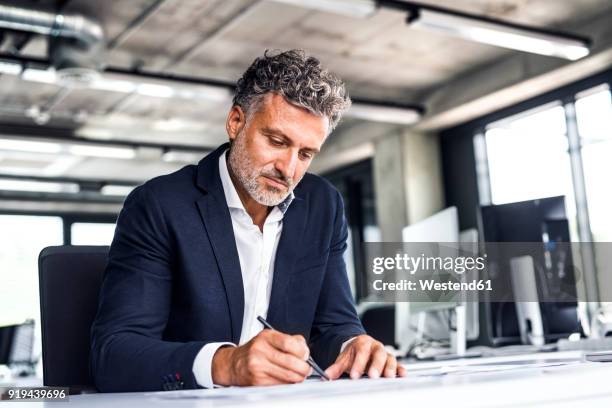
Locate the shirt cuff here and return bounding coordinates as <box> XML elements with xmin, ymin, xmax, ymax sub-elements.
<box><xmin>192</xmin><ymin>342</ymin><xmax>236</xmax><ymax>388</ymax></box>
<box><xmin>340</xmin><ymin>337</ymin><xmax>357</xmax><ymax>354</ymax></box>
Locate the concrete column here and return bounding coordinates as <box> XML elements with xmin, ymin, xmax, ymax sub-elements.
<box><xmin>373</xmin><ymin>131</ymin><xmax>407</xmax><ymax>242</ymax></box>
<box><xmin>373</xmin><ymin>129</ymin><xmax>445</xmax><ymax>241</ymax></box>
<box><xmin>402</xmin><ymin>129</ymin><xmax>445</xmax><ymax>225</ymax></box>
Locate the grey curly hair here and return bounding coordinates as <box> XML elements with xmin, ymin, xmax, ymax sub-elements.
<box><xmin>233</xmin><ymin>49</ymin><xmax>351</xmax><ymax>131</ymax></box>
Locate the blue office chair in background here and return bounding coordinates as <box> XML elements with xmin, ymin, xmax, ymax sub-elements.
<box><xmin>38</xmin><ymin>246</ymin><xmax>109</xmax><ymax>393</ymax></box>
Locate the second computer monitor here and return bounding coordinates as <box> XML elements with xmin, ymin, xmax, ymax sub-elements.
<box><xmin>395</xmin><ymin>207</ymin><xmax>462</xmax><ymax>354</ymax></box>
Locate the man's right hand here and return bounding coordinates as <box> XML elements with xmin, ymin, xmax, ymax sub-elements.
<box><xmin>211</xmin><ymin>329</ymin><xmax>312</xmax><ymax>386</ymax></box>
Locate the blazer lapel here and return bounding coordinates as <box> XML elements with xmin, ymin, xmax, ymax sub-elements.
<box><xmin>267</xmin><ymin>194</ymin><xmax>309</xmax><ymax>328</ymax></box>
<box><xmin>195</xmin><ymin>144</ymin><xmax>244</xmax><ymax>344</ymax></box>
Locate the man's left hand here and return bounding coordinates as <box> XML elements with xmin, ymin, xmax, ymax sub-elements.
<box><xmin>324</xmin><ymin>335</ymin><xmax>406</xmax><ymax>380</ymax></box>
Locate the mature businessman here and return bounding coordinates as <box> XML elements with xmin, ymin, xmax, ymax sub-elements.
<box><xmin>90</xmin><ymin>49</ymin><xmax>405</xmax><ymax>392</ymax></box>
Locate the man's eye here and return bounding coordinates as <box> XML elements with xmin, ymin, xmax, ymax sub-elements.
<box><xmin>270</xmin><ymin>138</ymin><xmax>284</xmax><ymax>146</ymax></box>
<box><xmin>299</xmin><ymin>151</ymin><xmax>313</xmax><ymax>160</ymax></box>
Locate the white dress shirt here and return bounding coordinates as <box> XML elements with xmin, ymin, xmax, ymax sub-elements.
<box><xmin>192</xmin><ymin>150</ymin><xmax>294</xmax><ymax>388</ymax></box>
<box><xmin>192</xmin><ymin>150</ymin><xmax>354</xmax><ymax>388</ymax></box>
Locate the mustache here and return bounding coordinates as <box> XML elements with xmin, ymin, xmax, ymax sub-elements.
<box><xmin>260</xmin><ymin>168</ymin><xmax>293</xmax><ymax>188</ymax></box>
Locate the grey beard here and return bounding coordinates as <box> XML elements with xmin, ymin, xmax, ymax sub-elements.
<box><xmin>227</xmin><ymin>137</ymin><xmax>294</xmax><ymax>207</ymax></box>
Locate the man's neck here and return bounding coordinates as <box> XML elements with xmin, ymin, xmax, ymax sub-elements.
<box><xmin>226</xmin><ymin>157</ymin><xmax>271</xmax><ymax>232</ymax></box>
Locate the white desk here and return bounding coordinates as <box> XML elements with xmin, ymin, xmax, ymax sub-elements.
<box><xmin>8</xmin><ymin>353</ymin><xmax>612</xmax><ymax>407</ymax></box>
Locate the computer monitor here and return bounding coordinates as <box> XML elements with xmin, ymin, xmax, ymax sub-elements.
<box><xmin>0</xmin><ymin>320</ymin><xmax>35</xmax><ymax>367</ymax></box>
<box><xmin>477</xmin><ymin>196</ymin><xmax>581</xmax><ymax>346</ymax></box>
<box><xmin>396</xmin><ymin>207</ymin><xmax>465</xmax><ymax>355</ymax></box>
<box><xmin>479</xmin><ymin>195</ymin><xmax>567</xmax><ymax>242</ymax></box>
<box><xmin>0</xmin><ymin>324</ymin><xmax>17</xmax><ymax>365</ymax></box>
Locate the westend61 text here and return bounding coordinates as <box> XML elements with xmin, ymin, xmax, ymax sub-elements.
<box><xmin>372</xmin><ymin>279</ymin><xmax>493</xmax><ymax>292</ymax></box>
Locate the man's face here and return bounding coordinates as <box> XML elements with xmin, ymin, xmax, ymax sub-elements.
<box><xmin>227</xmin><ymin>93</ymin><xmax>329</xmax><ymax>206</ymax></box>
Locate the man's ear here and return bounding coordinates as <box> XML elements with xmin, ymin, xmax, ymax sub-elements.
<box><xmin>226</xmin><ymin>105</ymin><xmax>246</xmax><ymax>142</ymax></box>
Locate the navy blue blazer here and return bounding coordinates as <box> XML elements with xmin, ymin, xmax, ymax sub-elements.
<box><xmin>90</xmin><ymin>143</ymin><xmax>365</xmax><ymax>392</ymax></box>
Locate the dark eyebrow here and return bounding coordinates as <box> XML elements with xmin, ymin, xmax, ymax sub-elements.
<box><xmin>302</xmin><ymin>146</ymin><xmax>320</xmax><ymax>155</ymax></box>
<box><xmin>261</xmin><ymin>127</ymin><xmax>320</xmax><ymax>154</ymax></box>
<box><xmin>261</xmin><ymin>127</ymin><xmax>287</xmax><ymax>137</ymax></box>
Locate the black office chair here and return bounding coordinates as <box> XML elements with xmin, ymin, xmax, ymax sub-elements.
<box><xmin>38</xmin><ymin>246</ymin><xmax>109</xmax><ymax>393</ymax></box>
<box><xmin>360</xmin><ymin>304</ymin><xmax>396</xmax><ymax>347</ymax></box>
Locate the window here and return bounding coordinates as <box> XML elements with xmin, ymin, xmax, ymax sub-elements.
<box><xmin>483</xmin><ymin>103</ymin><xmax>578</xmax><ymax>238</ymax></box>
<box><xmin>472</xmin><ymin>78</ymin><xmax>612</xmax><ymax>307</ymax></box>
<box><xmin>485</xmin><ymin>103</ymin><xmax>574</xmax><ymax>206</ymax></box>
<box><xmin>0</xmin><ymin>215</ymin><xmax>63</xmax><ymax>327</ymax></box>
<box><xmin>575</xmin><ymin>85</ymin><xmax>612</xmax><ymax>242</ymax></box>
<box><xmin>479</xmin><ymin>82</ymin><xmax>612</xmax><ymax>244</ymax></box>
<box><xmin>71</xmin><ymin>222</ymin><xmax>116</xmax><ymax>245</ymax></box>
<box><xmin>0</xmin><ymin>214</ymin><xmax>63</xmax><ymax>373</ymax></box>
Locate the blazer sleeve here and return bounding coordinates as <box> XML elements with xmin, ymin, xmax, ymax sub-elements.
<box><xmin>90</xmin><ymin>184</ymin><xmax>206</xmax><ymax>392</ymax></box>
<box><xmin>308</xmin><ymin>190</ymin><xmax>366</xmax><ymax>368</ymax></box>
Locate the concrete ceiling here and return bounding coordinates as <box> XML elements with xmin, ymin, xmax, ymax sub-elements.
<box><xmin>1</xmin><ymin>0</ymin><xmax>611</xmax><ymax>184</ymax></box>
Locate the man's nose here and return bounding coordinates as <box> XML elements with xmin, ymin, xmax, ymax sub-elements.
<box><xmin>276</xmin><ymin>149</ymin><xmax>298</xmax><ymax>180</ymax></box>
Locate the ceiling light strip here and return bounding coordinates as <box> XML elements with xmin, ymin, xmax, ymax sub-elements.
<box><xmin>0</xmin><ymin>178</ymin><xmax>79</xmax><ymax>193</ymax></box>
<box><xmin>377</xmin><ymin>0</ymin><xmax>591</xmax><ymax>61</ymax></box>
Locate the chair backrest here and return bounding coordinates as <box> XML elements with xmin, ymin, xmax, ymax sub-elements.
<box><xmin>360</xmin><ymin>304</ymin><xmax>396</xmax><ymax>347</ymax></box>
<box><xmin>38</xmin><ymin>246</ymin><xmax>109</xmax><ymax>391</ymax></box>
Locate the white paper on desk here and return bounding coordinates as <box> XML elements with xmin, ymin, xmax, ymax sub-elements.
<box><xmin>413</xmin><ymin>360</ymin><xmax>582</xmax><ymax>377</ymax></box>
<box><xmin>149</xmin><ymin>361</ymin><xmax>584</xmax><ymax>403</ymax></box>
<box><xmin>150</xmin><ymin>377</ymin><xmax>426</xmax><ymax>402</ymax></box>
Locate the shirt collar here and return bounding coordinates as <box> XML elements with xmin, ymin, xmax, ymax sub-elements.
<box><xmin>218</xmin><ymin>150</ymin><xmax>294</xmax><ymax>217</ymax></box>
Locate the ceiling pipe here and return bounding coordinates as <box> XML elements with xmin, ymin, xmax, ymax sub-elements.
<box><xmin>0</xmin><ymin>3</ymin><xmax>104</xmax><ymax>46</ymax></box>
<box><xmin>0</xmin><ymin>2</ymin><xmax>106</xmax><ymax>84</ymax></box>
